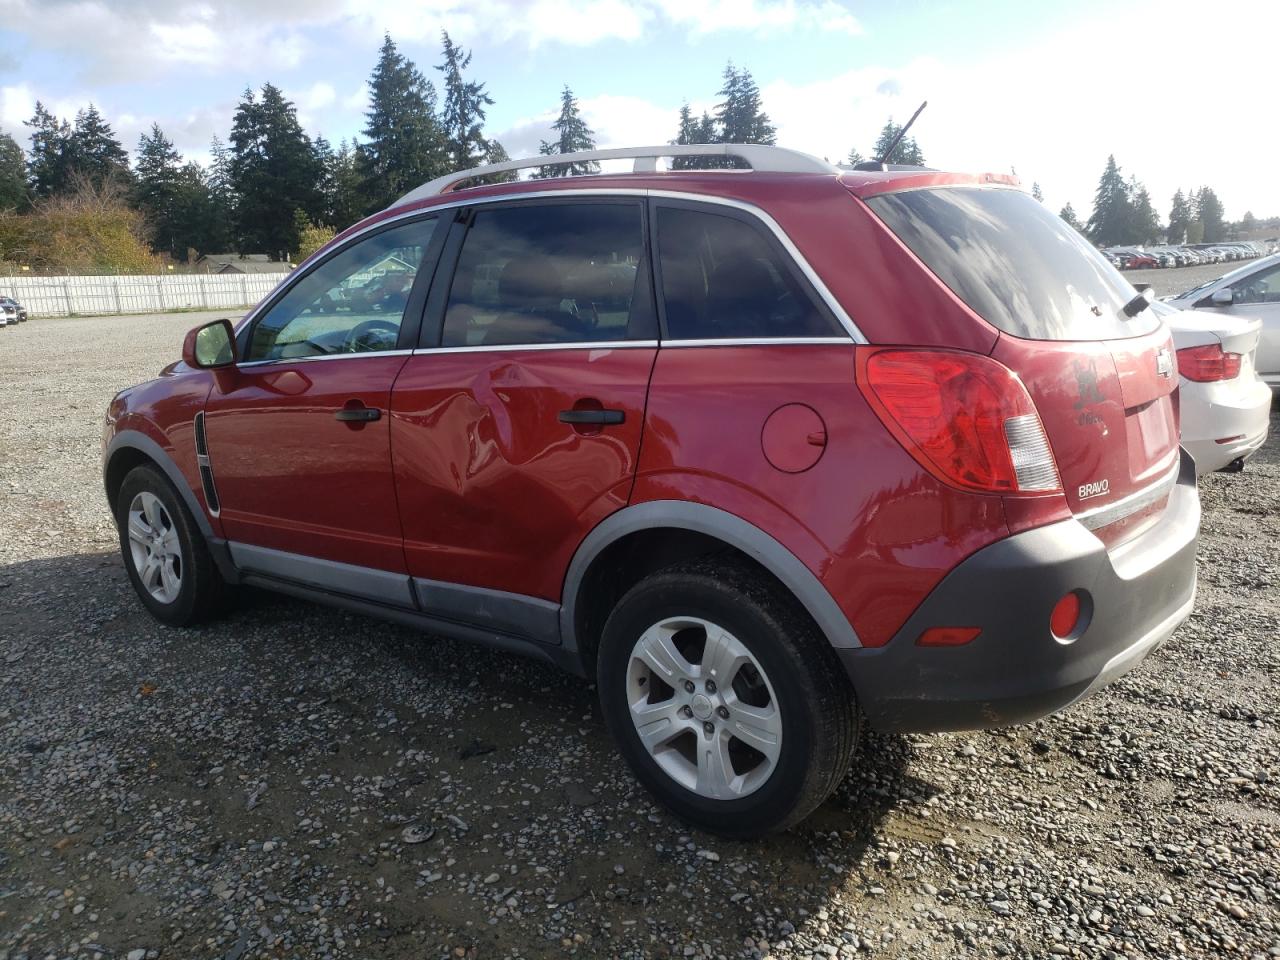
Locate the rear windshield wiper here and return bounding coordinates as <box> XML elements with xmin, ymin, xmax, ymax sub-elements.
<box><xmin>1122</xmin><ymin>287</ymin><xmax>1153</xmax><ymax>318</ymax></box>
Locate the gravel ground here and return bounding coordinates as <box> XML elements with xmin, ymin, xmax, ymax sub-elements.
<box><xmin>1</xmin><ymin>311</ymin><xmax>1278</xmax><ymax>960</ymax></box>
<box><xmin>1131</xmin><ymin>260</ymin><xmax>1253</xmax><ymax>300</ymax></box>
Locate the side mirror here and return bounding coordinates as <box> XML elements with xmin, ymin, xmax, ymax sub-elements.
<box><xmin>1210</xmin><ymin>287</ymin><xmax>1234</xmax><ymax>306</ymax></box>
<box><xmin>182</xmin><ymin>319</ymin><xmax>237</xmax><ymax>369</ymax></box>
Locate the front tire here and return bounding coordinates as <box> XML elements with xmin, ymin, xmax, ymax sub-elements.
<box><xmin>597</xmin><ymin>559</ymin><xmax>859</xmax><ymax>837</ymax></box>
<box><xmin>116</xmin><ymin>464</ymin><xmax>227</xmax><ymax>626</ymax></box>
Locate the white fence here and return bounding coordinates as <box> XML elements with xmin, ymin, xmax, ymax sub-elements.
<box><xmin>0</xmin><ymin>273</ymin><xmax>288</xmax><ymax>318</ymax></box>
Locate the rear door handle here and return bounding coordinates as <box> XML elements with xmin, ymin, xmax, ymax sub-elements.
<box><xmin>335</xmin><ymin>407</ymin><xmax>381</xmax><ymax>422</ymax></box>
<box><xmin>558</xmin><ymin>409</ymin><xmax>625</xmax><ymax>425</ymax></box>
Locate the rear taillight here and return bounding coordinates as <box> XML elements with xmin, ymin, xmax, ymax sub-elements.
<box><xmin>856</xmin><ymin>348</ymin><xmax>1061</xmax><ymax>495</ymax></box>
<box><xmin>1176</xmin><ymin>343</ymin><xmax>1241</xmax><ymax>382</ymax></box>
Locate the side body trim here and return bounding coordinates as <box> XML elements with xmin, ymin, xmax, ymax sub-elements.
<box><xmin>412</xmin><ymin>577</ymin><xmax>562</xmax><ymax>647</ymax></box>
<box><xmin>228</xmin><ymin>542</ymin><xmax>415</xmax><ymax>608</ymax></box>
<box><xmin>560</xmin><ymin>499</ymin><xmax>861</xmax><ymax>653</ymax></box>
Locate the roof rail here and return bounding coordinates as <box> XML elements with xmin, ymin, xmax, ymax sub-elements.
<box><xmin>395</xmin><ymin>143</ymin><xmax>840</xmax><ymax>206</ymax></box>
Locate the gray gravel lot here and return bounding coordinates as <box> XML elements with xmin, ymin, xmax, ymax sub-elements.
<box><xmin>1</xmin><ymin>311</ymin><xmax>1278</xmax><ymax>960</ymax></box>
<box><xmin>1134</xmin><ymin>260</ymin><xmax>1248</xmax><ymax>300</ymax></box>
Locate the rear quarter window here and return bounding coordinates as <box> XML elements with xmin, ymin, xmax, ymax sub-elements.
<box><xmin>868</xmin><ymin>187</ymin><xmax>1160</xmax><ymax>341</ymax></box>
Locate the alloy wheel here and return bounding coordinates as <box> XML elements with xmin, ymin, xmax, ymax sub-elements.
<box><xmin>625</xmin><ymin>617</ymin><xmax>782</xmax><ymax>799</ymax></box>
<box><xmin>126</xmin><ymin>491</ymin><xmax>183</xmax><ymax>604</ymax></box>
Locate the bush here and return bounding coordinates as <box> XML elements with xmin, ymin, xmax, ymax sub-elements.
<box><xmin>0</xmin><ymin>175</ymin><xmax>163</xmax><ymax>274</ymax></box>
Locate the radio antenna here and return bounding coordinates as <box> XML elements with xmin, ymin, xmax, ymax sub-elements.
<box><xmin>878</xmin><ymin>100</ymin><xmax>928</xmax><ymax>164</ymax></box>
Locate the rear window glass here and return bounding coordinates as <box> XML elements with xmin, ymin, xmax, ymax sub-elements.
<box><xmin>867</xmin><ymin>187</ymin><xmax>1160</xmax><ymax>340</ymax></box>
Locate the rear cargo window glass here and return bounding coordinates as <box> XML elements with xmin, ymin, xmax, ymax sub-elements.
<box><xmin>867</xmin><ymin>187</ymin><xmax>1160</xmax><ymax>340</ymax></box>
<box><xmin>656</xmin><ymin>206</ymin><xmax>840</xmax><ymax>340</ymax></box>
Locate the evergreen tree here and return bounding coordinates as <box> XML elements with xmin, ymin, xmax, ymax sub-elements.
<box><xmin>1059</xmin><ymin>203</ymin><xmax>1083</xmax><ymax>231</ymax></box>
<box><xmin>361</xmin><ymin>34</ymin><xmax>447</xmax><ymax>213</ymax></box>
<box><xmin>845</xmin><ymin>147</ymin><xmax>865</xmax><ymax>167</ymax></box>
<box><xmin>470</xmin><ymin>140</ymin><xmax>518</xmax><ymax>186</ymax></box>
<box><xmin>1195</xmin><ymin>186</ymin><xmax>1225</xmax><ymax>242</ymax></box>
<box><xmin>1031</xmin><ymin>182</ymin><xmax>1044</xmax><ymax>203</ymax></box>
<box><xmin>1085</xmin><ymin>154</ymin><xmax>1131</xmax><ymax>247</ymax></box>
<box><xmin>0</xmin><ymin>132</ymin><xmax>25</xmax><ymax>210</ymax></box>
<box><xmin>66</xmin><ymin>104</ymin><xmax>131</xmax><ymax>187</ymax></box>
<box><xmin>25</xmin><ymin>102</ymin><xmax>74</xmax><ymax>198</ymax></box>
<box><xmin>169</xmin><ymin>162</ymin><xmax>219</xmax><ymax>260</ymax></box>
<box><xmin>205</xmin><ymin>135</ymin><xmax>235</xmax><ymax>252</ymax></box>
<box><xmin>1129</xmin><ymin>181</ymin><xmax>1161</xmax><ymax>244</ymax></box>
<box><xmin>133</xmin><ymin>124</ymin><xmax>185</xmax><ymax>257</ymax></box>
<box><xmin>328</xmin><ymin>139</ymin><xmax>364</xmax><ymax>229</ymax></box>
<box><xmin>1167</xmin><ymin>188</ymin><xmax>1191</xmax><ymax>244</ymax></box>
<box><xmin>436</xmin><ymin>31</ymin><xmax>493</xmax><ymax>172</ymax></box>
<box><xmin>229</xmin><ymin>84</ymin><xmax>324</xmax><ymax>259</ymax></box>
<box><xmin>715</xmin><ymin>64</ymin><xmax>775</xmax><ymax>144</ymax></box>
<box><xmin>533</xmin><ymin>85</ymin><xmax>597</xmax><ymax>178</ymax></box>
<box><xmin>870</xmin><ymin>118</ymin><xmax>925</xmax><ymax>165</ymax></box>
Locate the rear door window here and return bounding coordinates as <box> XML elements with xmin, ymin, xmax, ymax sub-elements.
<box><xmin>440</xmin><ymin>201</ymin><xmax>650</xmax><ymax>347</ymax></box>
<box><xmin>867</xmin><ymin>187</ymin><xmax>1160</xmax><ymax>341</ymax></box>
<box><xmin>655</xmin><ymin>205</ymin><xmax>841</xmax><ymax>340</ymax></box>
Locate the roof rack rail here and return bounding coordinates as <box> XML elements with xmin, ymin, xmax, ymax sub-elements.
<box><xmin>395</xmin><ymin>143</ymin><xmax>840</xmax><ymax>205</ymax></box>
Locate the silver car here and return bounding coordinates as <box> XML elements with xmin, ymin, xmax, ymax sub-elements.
<box><xmin>1166</xmin><ymin>252</ymin><xmax>1280</xmax><ymax>391</ymax></box>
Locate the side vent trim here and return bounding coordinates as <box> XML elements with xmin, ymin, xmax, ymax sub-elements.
<box><xmin>193</xmin><ymin>412</ymin><xmax>221</xmax><ymax>516</ymax></box>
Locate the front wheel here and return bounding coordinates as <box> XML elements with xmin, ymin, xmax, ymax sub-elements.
<box><xmin>116</xmin><ymin>464</ymin><xmax>228</xmax><ymax>626</ymax></box>
<box><xmin>597</xmin><ymin>559</ymin><xmax>859</xmax><ymax>837</ymax></box>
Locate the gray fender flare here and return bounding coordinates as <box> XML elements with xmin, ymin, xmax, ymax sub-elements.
<box><xmin>104</xmin><ymin>430</ymin><xmax>213</xmax><ymax>541</ymax></box>
<box><xmin>559</xmin><ymin>499</ymin><xmax>862</xmax><ymax>656</ymax></box>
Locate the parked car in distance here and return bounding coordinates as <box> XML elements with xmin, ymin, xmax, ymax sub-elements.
<box><xmin>0</xmin><ymin>296</ymin><xmax>27</xmax><ymax>323</ymax></box>
<box><xmin>102</xmin><ymin>143</ymin><xmax>1200</xmax><ymax>836</ymax></box>
<box><xmin>1166</xmin><ymin>252</ymin><xmax>1280</xmax><ymax>391</ymax></box>
<box><xmin>0</xmin><ymin>300</ymin><xmax>18</xmax><ymax>326</ymax></box>
<box><xmin>1154</xmin><ymin>300</ymin><xmax>1271</xmax><ymax>472</ymax></box>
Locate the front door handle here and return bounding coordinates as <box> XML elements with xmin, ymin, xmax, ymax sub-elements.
<box><xmin>559</xmin><ymin>409</ymin><xmax>625</xmax><ymax>426</ymax></box>
<box><xmin>335</xmin><ymin>407</ymin><xmax>381</xmax><ymax>422</ymax></box>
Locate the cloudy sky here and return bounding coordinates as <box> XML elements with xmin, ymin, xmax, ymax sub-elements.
<box><xmin>1</xmin><ymin>0</ymin><xmax>1277</xmax><ymax>220</ymax></box>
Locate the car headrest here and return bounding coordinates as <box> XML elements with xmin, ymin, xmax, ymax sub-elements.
<box><xmin>498</xmin><ymin>255</ymin><xmax>564</xmax><ymax>309</ymax></box>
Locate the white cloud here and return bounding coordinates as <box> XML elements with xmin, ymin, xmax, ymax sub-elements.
<box><xmin>653</xmin><ymin>0</ymin><xmax>860</xmax><ymax>37</ymax></box>
<box><xmin>1</xmin><ymin>84</ymin><xmax>36</xmax><ymax>135</ymax></box>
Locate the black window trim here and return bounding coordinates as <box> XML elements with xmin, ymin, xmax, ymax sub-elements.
<box><xmin>234</xmin><ymin>211</ymin><xmax>447</xmax><ymax>366</ymax></box>
<box><xmin>647</xmin><ymin>196</ymin><xmax>845</xmax><ymax>344</ymax></box>
<box><xmin>417</xmin><ymin>195</ymin><xmax>656</xmax><ymax>350</ymax></box>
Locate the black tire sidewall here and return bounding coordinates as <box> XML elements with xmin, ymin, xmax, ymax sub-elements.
<box><xmin>598</xmin><ymin>571</ymin><xmax>822</xmax><ymax>835</ymax></box>
<box><xmin>116</xmin><ymin>466</ymin><xmax>202</xmax><ymax>626</ymax></box>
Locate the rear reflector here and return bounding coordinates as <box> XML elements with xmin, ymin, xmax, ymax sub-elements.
<box><xmin>1215</xmin><ymin>434</ymin><xmax>1245</xmax><ymax>445</ymax></box>
<box><xmin>1176</xmin><ymin>343</ymin><xmax>1242</xmax><ymax>382</ymax></box>
<box><xmin>1050</xmin><ymin>592</ymin><xmax>1081</xmax><ymax>639</ymax></box>
<box><xmin>917</xmin><ymin>626</ymin><xmax>982</xmax><ymax>647</ymax></box>
<box><xmin>857</xmin><ymin>348</ymin><xmax>1061</xmax><ymax>495</ymax></box>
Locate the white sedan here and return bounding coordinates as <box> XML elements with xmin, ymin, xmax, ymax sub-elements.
<box><xmin>1154</xmin><ymin>300</ymin><xmax>1271</xmax><ymax>473</ymax></box>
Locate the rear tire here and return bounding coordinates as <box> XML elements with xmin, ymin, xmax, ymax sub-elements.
<box><xmin>597</xmin><ymin>558</ymin><xmax>859</xmax><ymax>837</ymax></box>
<box><xmin>116</xmin><ymin>464</ymin><xmax>228</xmax><ymax>626</ymax></box>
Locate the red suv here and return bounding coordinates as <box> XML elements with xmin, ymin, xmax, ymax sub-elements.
<box><xmin>103</xmin><ymin>144</ymin><xmax>1199</xmax><ymax>836</ymax></box>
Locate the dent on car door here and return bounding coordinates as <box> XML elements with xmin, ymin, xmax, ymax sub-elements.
<box><xmin>390</xmin><ymin>199</ymin><xmax>659</xmax><ymax>608</ymax></box>
<box><xmin>202</xmin><ymin>217</ymin><xmax>443</xmax><ymax>578</ymax></box>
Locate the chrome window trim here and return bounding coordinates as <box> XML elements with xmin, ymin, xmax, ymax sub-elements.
<box><xmin>413</xmin><ymin>340</ymin><xmax>656</xmax><ymax>355</ymax></box>
<box><xmin>235</xmin><ymin>348</ymin><xmax>414</xmax><ymax>370</ymax></box>
<box><xmin>1075</xmin><ymin>456</ymin><xmax>1181</xmax><ymax>531</ymax></box>
<box><xmin>661</xmin><ymin>337</ymin><xmax>851</xmax><ymax>348</ymax></box>
<box><xmin>233</xmin><ymin>187</ymin><xmax>866</xmax><ymax>346</ymax></box>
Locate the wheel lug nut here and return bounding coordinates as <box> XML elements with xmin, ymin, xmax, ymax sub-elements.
<box><xmin>705</xmin><ymin>679</ymin><xmax>716</xmax><ymax>694</ymax></box>
<box><xmin>717</xmin><ymin>706</ymin><xmax>729</xmax><ymax>719</ymax></box>
<box><xmin>683</xmin><ymin>680</ymin><xmax>695</xmax><ymax>694</ymax></box>
<box><xmin>703</xmin><ymin>722</ymin><xmax>715</xmax><ymax>735</ymax></box>
<box><xmin>680</xmin><ymin>705</ymin><xmax>693</xmax><ymax>718</ymax></box>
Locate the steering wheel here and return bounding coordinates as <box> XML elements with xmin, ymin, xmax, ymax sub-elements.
<box><xmin>344</xmin><ymin>318</ymin><xmax>401</xmax><ymax>352</ymax></box>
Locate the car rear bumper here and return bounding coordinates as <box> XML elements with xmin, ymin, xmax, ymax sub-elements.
<box><xmin>1179</xmin><ymin>375</ymin><xmax>1272</xmax><ymax>472</ymax></box>
<box><xmin>840</xmin><ymin>448</ymin><xmax>1199</xmax><ymax>733</ymax></box>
